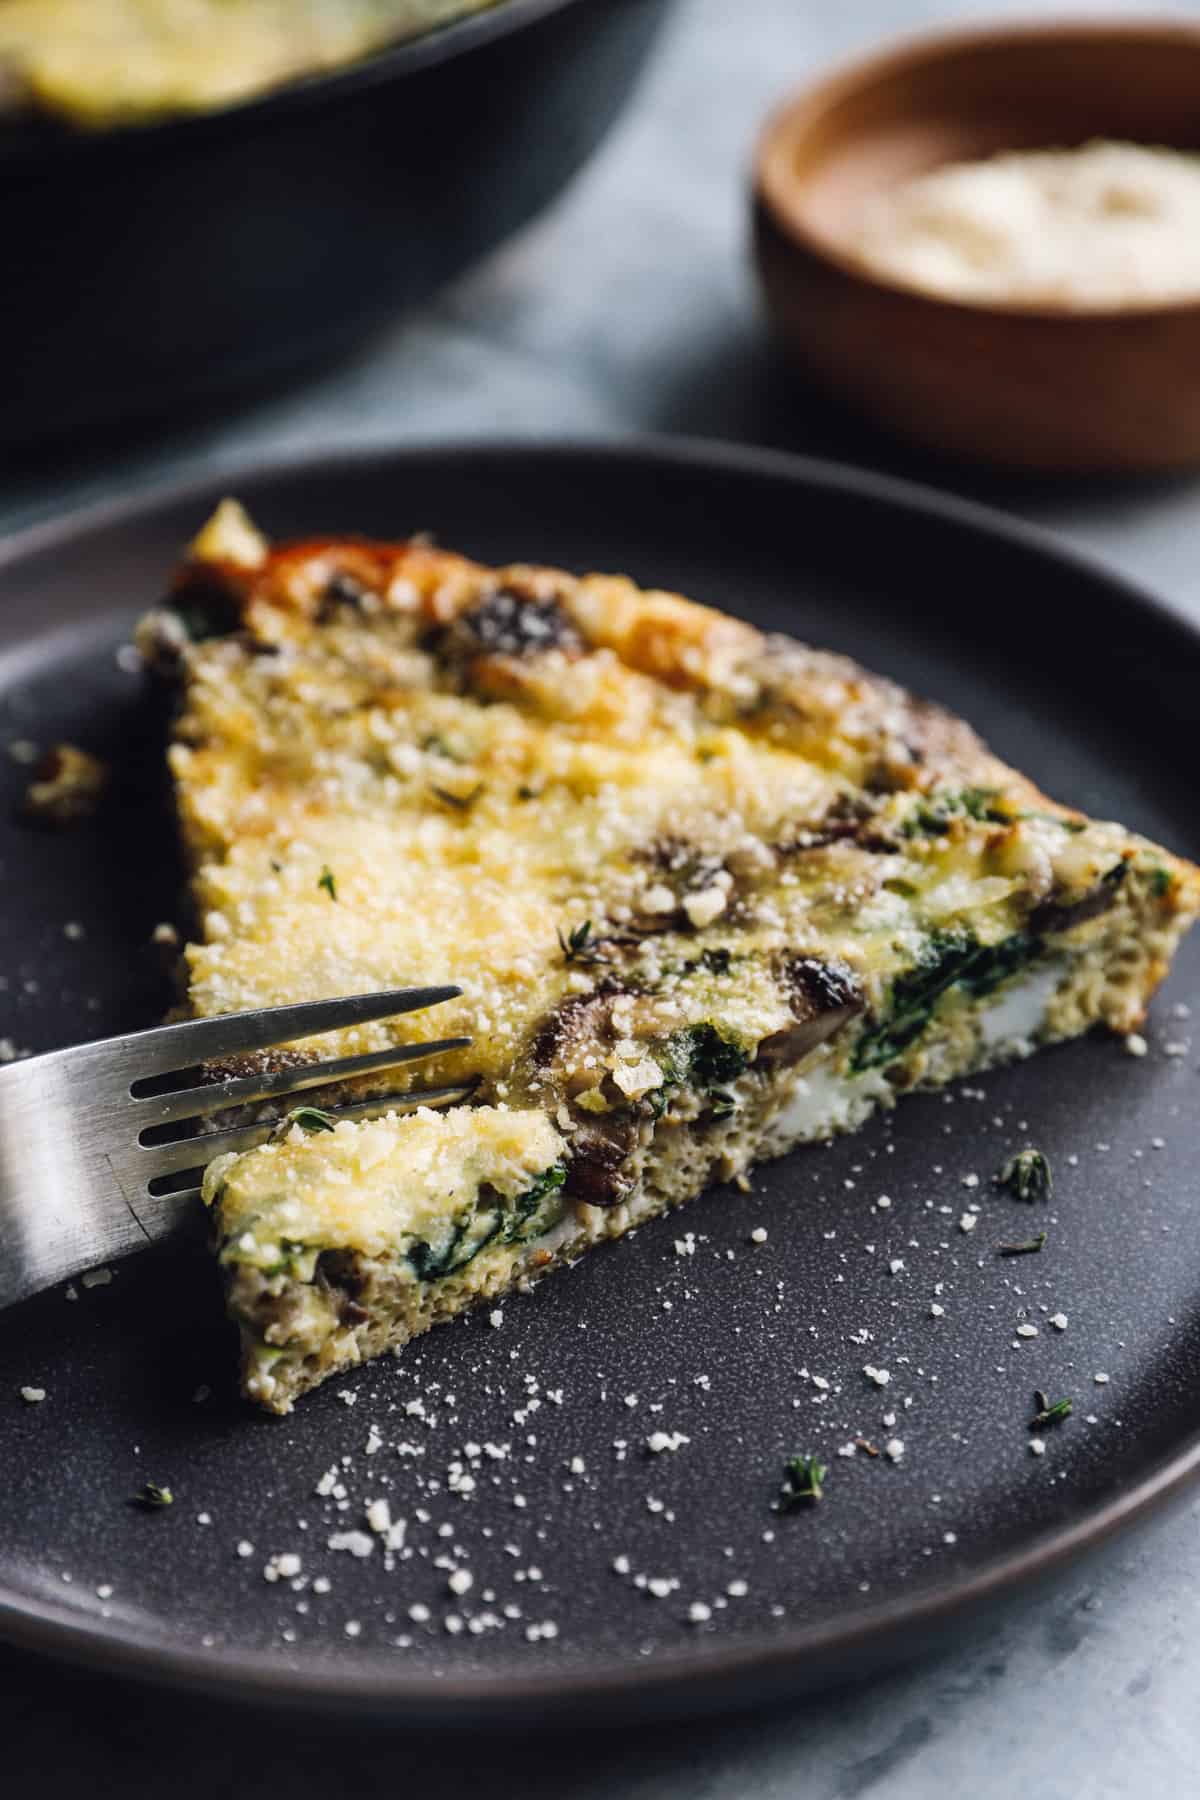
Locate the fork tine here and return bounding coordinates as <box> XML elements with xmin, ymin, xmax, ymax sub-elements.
<box><xmin>140</xmin><ymin>1082</ymin><xmax>477</xmax><ymax>1181</ymax></box>
<box><xmin>142</xmin><ymin>1186</ymin><xmax>203</xmax><ymax>1215</ymax></box>
<box><xmin>139</xmin><ymin>1036</ymin><xmax>473</xmax><ymax>1129</ymax></box>
<box><xmin>116</xmin><ymin>987</ymin><xmax>462</xmax><ymax>1083</ymax></box>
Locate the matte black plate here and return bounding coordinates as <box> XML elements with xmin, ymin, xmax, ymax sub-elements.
<box><xmin>1</xmin><ymin>440</ymin><xmax>1199</xmax><ymax>1723</ymax></box>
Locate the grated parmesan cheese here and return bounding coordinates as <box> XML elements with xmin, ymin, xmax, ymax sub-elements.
<box><xmin>852</xmin><ymin>142</ymin><xmax>1200</xmax><ymax>310</ymax></box>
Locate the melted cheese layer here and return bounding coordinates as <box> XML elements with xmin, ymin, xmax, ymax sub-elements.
<box><xmin>206</xmin><ymin>1105</ymin><xmax>564</xmax><ymax>1262</ymax></box>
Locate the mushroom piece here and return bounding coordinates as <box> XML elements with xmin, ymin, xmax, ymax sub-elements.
<box><xmin>565</xmin><ymin>1121</ymin><xmax>639</xmax><ymax>1207</ymax></box>
<box><xmin>757</xmin><ymin>954</ymin><xmax>865</xmax><ymax>1066</ymax></box>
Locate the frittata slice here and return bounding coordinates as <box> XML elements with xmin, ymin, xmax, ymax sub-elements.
<box><xmin>141</xmin><ymin>500</ymin><xmax>1200</xmax><ymax>1412</ymax></box>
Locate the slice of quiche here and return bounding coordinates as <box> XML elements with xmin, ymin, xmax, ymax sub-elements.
<box><xmin>139</xmin><ymin>499</ymin><xmax>1200</xmax><ymax>1412</ymax></box>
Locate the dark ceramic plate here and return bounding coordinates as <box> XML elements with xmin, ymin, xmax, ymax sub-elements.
<box><xmin>1</xmin><ymin>440</ymin><xmax>1199</xmax><ymax>1723</ymax></box>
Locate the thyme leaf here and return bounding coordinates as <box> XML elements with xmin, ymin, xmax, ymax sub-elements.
<box><xmin>275</xmin><ymin>1106</ymin><xmax>337</xmax><ymax>1138</ymax></box>
<box><xmin>1031</xmin><ymin>1391</ymin><xmax>1073</xmax><ymax>1430</ymax></box>
<box><xmin>996</xmin><ymin>1148</ymin><xmax>1052</xmax><ymax>1202</ymax></box>
<box><xmin>135</xmin><ymin>1481</ymin><xmax>174</xmax><ymax>1509</ymax></box>
<box><xmin>998</xmin><ymin>1230</ymin><xmax>1047</xmax><ymax>1257</ymax></box>
<box><xmin>430</xmin><ymin>784</ymin><xmax>482</xmax><ymax>810</ymax></box>
<box><xmin>318</xmin><ymin>866</ymin><xmax>338</xmax><ymax>902</ymax></box>
<box><xmin>780</xmin><ymin>1453</ymin><xmax>827</xmax><ymax>1507</ymax></box>
<box><xmin>557</xmin><ymin>919</ymin><xmax>609</xmax><ymax>965</ymax></box>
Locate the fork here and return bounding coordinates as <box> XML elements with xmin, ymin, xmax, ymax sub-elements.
<box><xmin>0</xmin><ymin>987</ymin><xmax>472</xmax><ymax>1310</ymax></box>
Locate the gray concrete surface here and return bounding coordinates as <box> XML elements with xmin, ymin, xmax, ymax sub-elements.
<box><xmin>6</xmin><ymin>2</ymin><xmax>1200</xmax><ymax>1792</ymax></box>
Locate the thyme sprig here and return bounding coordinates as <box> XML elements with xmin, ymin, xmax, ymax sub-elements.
<box><xmin>557</xmin><ymin>919</ymin><xmax>610</xmax><ymax>966</ymax></box>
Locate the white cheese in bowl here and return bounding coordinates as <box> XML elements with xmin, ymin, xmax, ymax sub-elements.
<box><xmin>850</xmin><ymin>140</ymin><xmax>1200</xmax><ymax>310</ymax></box>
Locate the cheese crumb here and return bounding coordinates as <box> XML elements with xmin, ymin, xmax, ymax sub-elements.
<box><xmin>682</xmin><ymin>886</ymin><xmax>727</xmax><ymax>929</ymax></box>
<box><xmin>19</xmin><ymin>1386</ymin><xmax>46</xmax><ymax>1404</ymax></box>
<box><xmin>645</xmin><ymin>1431</ymin><xmax>690</xmax><ymax>1454</ymax></box>
<box><xmin>365</xmin><ymin>1498</ymin><xmax>392</xmax><ymax>1535</ymax></box>
<box><xmin>328</xmin><ymin>1530</ymin><xmax>374</xmax><ymax>1558</ymax></box>
<box><xmin>850</xmin><ymin>142</ymin><xmax>1200</xmax><ymax>310</ymax></box>
<box><xmin>263</xmin><ymin>1552</ymin><xmax>301</xmax><ymax>1583</ymax></box>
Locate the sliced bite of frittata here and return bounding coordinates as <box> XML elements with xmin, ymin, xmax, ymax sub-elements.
<box><xmin>139</xmin><ymin>499</ymin><xmax>1200</xmax><ymax>1412</ymax></box>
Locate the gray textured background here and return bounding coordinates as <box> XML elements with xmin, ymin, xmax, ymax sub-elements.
<box><xmin>7</xmin><ymin>1</ymin><xmax>1200</xmax><ymax>1791</ymax></box>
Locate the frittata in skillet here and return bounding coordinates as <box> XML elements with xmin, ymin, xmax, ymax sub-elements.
<box><xmin>0</xmin><ymin>1</ymin><xmax>503</xmax><ymax>128</ymax></box>
<box><xmin>139</xmin><ymin>500</ymin><xmax>1200</xmax><ymax>1412</ymax></box>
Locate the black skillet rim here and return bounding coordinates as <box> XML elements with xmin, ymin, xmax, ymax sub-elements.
<box><xmin>2</xmin><ymin>433</ymin><xmax>1199</xmax><ymax>1721</ymax></box>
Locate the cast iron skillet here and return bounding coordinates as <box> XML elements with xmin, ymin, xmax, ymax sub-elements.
<box><xmin>3</xmin><ymin>0</ymin><xmax>670</xmax><ymax>447</ymax></box>
<box><xmin>1</xmin><ymin>438</ymin><xmax>1199</xmax><ymax>1723</ymax></box>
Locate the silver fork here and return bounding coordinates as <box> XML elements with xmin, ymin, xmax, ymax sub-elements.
<box><xmin>0</xmin><ymin>987</ymin><xmax>472</xmax><ymax>1310</ymax></box>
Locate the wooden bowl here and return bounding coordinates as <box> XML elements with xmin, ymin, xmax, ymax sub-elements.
<box><xmin>753</xmin><ymin>20</ymin><xmax>1200</xmax><ymax>473</ymax></box>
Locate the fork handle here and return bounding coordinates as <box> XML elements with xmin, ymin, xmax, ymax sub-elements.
<box><xmin>0</xmin><ymin>1058</ymin><xmax>194</xmax><ymax>1309</ymax></box>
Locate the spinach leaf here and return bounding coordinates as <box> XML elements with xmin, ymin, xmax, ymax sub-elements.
<box><xmin>852</xmin><ymin>930</ymin><xmax>1039</xmax><ymax>1071</ymax></box>
<box><xmin>406</xmin><ymin>1164</ymin><xmax>567</xmax><ymax>1283</ymax></box>
<box><xmin>648</xmin><ymin>1022</ymin><xmax>749</xmax><ymax>1118</ymax></box>
<box><xmin>900</xmin><ymin>788</ymin><xmax>1009</xmax><ymax>838</ymax></box>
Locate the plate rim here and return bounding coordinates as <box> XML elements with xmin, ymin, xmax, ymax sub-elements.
<box><xmin>3</xmin><ymin>431</ymin><xmax>1199</xmax><ymax>1720</ymax></box>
